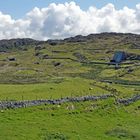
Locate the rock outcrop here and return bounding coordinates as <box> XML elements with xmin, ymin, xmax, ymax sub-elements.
<box><xmin>0</xmin><ymin>38</ymin><xmax>44</xmax><ymax>52</ymax></box>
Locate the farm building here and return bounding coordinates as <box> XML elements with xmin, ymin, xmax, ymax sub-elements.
<box><xmin>110</xmin><ymin>51</ymin><xmax>126</xmax><ymax>64</ymax></box>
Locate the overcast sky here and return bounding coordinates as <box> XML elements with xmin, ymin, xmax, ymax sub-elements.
<box><xmin>0</xmin><ymin>0</ymin><xmax>140</xmax><ymax>40</ymax></box>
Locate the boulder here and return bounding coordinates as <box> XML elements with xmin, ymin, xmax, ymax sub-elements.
<box><xmin>8</xmin><ymin>57</ymin><xmax>16</xmax><ymax>61</ymax></box>
<box><xmin>52</xmin><ymin>62</ymin><xmax>61</xmax><ymax>67</ymax></box>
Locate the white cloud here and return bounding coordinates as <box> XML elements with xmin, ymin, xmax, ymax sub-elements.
<box><xmin>0</xmin><ymin>2</ymin><xmax>140</xmax><ymax>40</ymax></box>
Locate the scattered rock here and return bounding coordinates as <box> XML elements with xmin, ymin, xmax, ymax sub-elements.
<box><xmin>34</xmin><ymin>62</ymin><xmax>40</xmax><ymax>65</ymax></box>
<box><xmin>42</xmin><ymin>54</ymin><xmax>49</xmax><ymax>59</ymax></box>
<box><xmin>66</xmin><ymin>104</ymin><xmax>75</xmax><ymax>110</ymax></box>
<box><xmin>64</xmin><ymin>35</ymin><xmax>87</xmax><ymax>42</ymax></box>
<box><xmin>89</xmin><ymin>87</ymin><xmax>93</xmax><ymax>90</ymax></box>
<box><xmin>7</xmin><ymin>57</ymin><xmax>16</xmax><ymax>61</ymax></box>
<box><xmin>52</xmin><ymin>62</ymin><xmax>61</xmax><ymax>67</ymax></box>
<box><xmin>34</xmin><ymin>52</ymin><xmax>42</xmax><ymax>57</ymax></box>
<box><xmin>35</xmin><ymin>45</ymin><xmax>45</xmax><ymax>50</ymax></box>
<box><xmin>73</xmin><ymin>52</ymin><xmax>87</xmax><ymax>62</ymax></box>
<box><xmin>47</xmin><ymin>40</ymin><xmax>62</xmax><ymax>46</ymax></box>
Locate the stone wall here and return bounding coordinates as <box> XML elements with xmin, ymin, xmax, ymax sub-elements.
<box><xmin>0</xmin><ymin>94</ymin><xmax>113</xmax><ymax>109</ymax></box>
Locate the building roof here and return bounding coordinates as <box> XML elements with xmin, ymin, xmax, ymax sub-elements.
<box><xmin>111</xmin><ymin>51</ymin><xmax>126</xmax><ymax>63</ymax></box>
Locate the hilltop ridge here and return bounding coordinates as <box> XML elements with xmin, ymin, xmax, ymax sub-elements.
<box><xmin>0</xmin><ymin>32</ymin><xmax>140</xmax><ymax>51</ymax></box>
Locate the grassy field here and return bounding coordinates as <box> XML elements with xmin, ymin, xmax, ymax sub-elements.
<box><xmin>0</xmin><ymin>78</ymin><xmax>139</xmax><ymax>140</ymax></box>
<box><xmin>0</xmin><ymin>99</ymin><xmax>140</xmax><ymax>140</ymax></box>
<box><xmin>0</xmin><ymin>33</ymin><xmax>140</xmax><ymax>140</ymax></box>
<box><xmin>0</xmin><ymin>77</ymin><xmax>139</xmax><ymax>101</ymax></box>
<box><xmin>0</xmin><ymin>77</ymin><xmax>110</xmax><ymax>100</ymax></box>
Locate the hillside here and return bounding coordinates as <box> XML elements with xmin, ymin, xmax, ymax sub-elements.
<box><xmin>0</xmin><ymin>32</ymin><xmax>140</xmax><ymax>84</ymax></box>
<box><xmin>0</xmin><ymin>33</ymin><xmax>140</xmax><ymax>140</ymax></box>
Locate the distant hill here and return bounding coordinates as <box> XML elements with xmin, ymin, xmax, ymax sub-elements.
<box><xmin>0</xmin><ymin>33</ymin><xmax>140</xmax><ymax>52</ymax></box>
<box><xmin>0</xmin><ymin>38</ymin><xmax>44</xmax><ymax>52</ymax></box>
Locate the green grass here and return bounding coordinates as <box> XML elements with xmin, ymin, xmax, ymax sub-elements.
<box><xmin>0</xmin><ymin>34</ymin><xmax>140</xmax><ymax>139</ymax></box>
<box><xmin>0</xmin><ymin>78</ymin><xmax>140</xmax><ymax>140</ymax></box>
<box><xmin>0</xmin><ymin>77</ymin><xmax>109</xmax><ymax>100</ymax></box>
<box><xmin>0</xmin><ymin>99</ymin><xmax>140</xmax><ymax>140</ymax></box>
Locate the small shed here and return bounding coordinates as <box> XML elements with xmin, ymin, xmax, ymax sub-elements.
<box><xmin>110</xmin><ymin>51</ymin><xmax>126</xmax><ymax>63</ymax></box>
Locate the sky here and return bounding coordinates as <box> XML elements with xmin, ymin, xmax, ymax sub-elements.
<box><xmin>0</xmin><ymin>0</ymin><xmax>140</xmax><ymax>19</ymax></box>
<box><xmin>0</xmin><ymin>0</ymin><xmax>140</xmax><ymax>40</ymax></box>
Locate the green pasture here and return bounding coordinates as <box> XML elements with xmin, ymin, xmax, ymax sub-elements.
<box><xmin>0</xmin><ymin>77</ymin><xmax>109</xmax><ymax>100</ymax></box>
<box><xmin>0</xmin><ymin>99</ymin><xmax>140</xmax><ymax>140</ymax></box>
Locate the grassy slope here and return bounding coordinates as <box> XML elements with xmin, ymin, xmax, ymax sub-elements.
<box><xmin>0</xmin><ymin>34</ymin><xmax>140</xmax><ymax>139</ymax></box>
<box><xmin>0</xmin><ymin>77</ymin><xmax>110</xmax><ymax>100</ymax></box>
<box><xmin>0</xmin><ymin>100</ymin><xmax>140</xmax><ymax>140</ymax></box>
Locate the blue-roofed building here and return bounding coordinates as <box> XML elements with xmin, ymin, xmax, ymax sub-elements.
<box><xmin>110</xmin><ymin>51</ymin><xmax>126</xmax><ymax>64</ymax></box>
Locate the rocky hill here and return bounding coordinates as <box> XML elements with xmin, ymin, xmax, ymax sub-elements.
<box><xmin>1</xmin><ymin>33</ymin><xmax>140</xmax><ymax>51</ymax></box>
<box><xmin>0</xmin><ymin>38</ymin><xmax>44</xmax><ymax>52</ymax></box>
